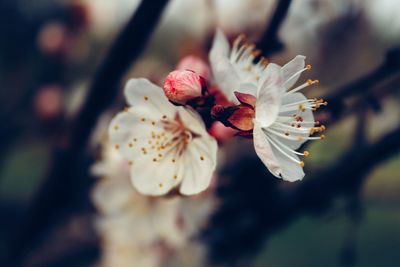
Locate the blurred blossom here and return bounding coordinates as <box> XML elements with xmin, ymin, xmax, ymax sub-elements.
<box><xmin>37</xmin><ymin>21</ymin><xmax>69</xmax><ymax>55</ymax></box>
<box><xmin>79</xmin><ymin>0</ymin><xmax>140</xmax><ymax>38</ymax></box>
<box><xmin>109</xmin><ymin>79</ymin><xmax>218</xmax><ymax>196</ymax></box>
<box><xmin>176</xmin><ymin>55</ymin><xmax>210</xmax><ymax>80</ymax></box>
<box><xmin>163</xmin><ymin>70</ymin><xmax>206</xmax><ymax>105</ymax></box>
<box><xmin>214</xmin><ymin>0</ymin><xmax>274</xmax><ymax>36</ymax></box>
<box><xmin>34</xmin><ymin>85</ymin><xmax>63</xmax><ymax>120</ymax></box>
<box><xmin>91</xmin><ymin>135</ymin><xmax>216</xmax><ymax>267</ymax></box>
<box><xmin>364</xmin><ymin>0</ymin><xmax>400</xmax><ymax>42</ymax></box>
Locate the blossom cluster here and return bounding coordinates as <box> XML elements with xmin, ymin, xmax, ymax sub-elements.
<box><xmin>108</xmin><ymin>29</ymin><xmax>326</xmax><ymax>196</ymax></box>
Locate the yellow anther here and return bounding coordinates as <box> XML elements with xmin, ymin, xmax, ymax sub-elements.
<box><xmin>173</xmin><ymin>175</ymin><xmax>177</xmax><ymax>180</ymax></box>
<box><xmin>141</xmin><ymin>118</ymin><xmax>146</xmax><ymax>122</ymax></box>
<box><xmin>261</xmin><ymin>57</ymin><xmax>269</xmax><ymax>65</ymax></box>
<box><xmin>153</xmin><ymin>158</ymin><xmax>157</xmax><ymax>162</ymax></box>
<box><xmin>307</xmin><ymin>79</ymin><xmax>313</xmax><ymax>86</ymax></box>
<box><xmin>300</xmin><ymin>161</ymin><xmax>305</xmax><ymax>168</ymax></box>
<box><xmin>123</xmin><ymin>107</ymin><xmax>129</xmax><ymax>112</ymax></box>
<box><xmin>159</xmin><ymin>183</ymin><xmax>163</xmax><ymax>188</ymax></box>
<box><xmin>306</xmin><ymin>64</ymin><xmax>312</xmax><ymax>70</ymax></box>
<box><xmin>310</xmin><ymin>128</ymin><xmax>315</xmax><ymax>135</ymax></box>
<box><xmin>128</xmin><ymin>143</ymin><xmax>133</xmax><ymax>148</ymax></box>
<box><xmin>113</xmin><ymin>125</ymin><xmax>119</xmax><ymax>130</ymax></box>
<box><xmin>115</xmin><ymin>144</ymin><xmax>120</xmax><ymax>150</ymax></box>
<box><xmin>144</xmin><ymin>96</ymin><xmax>149</xmax><ymax>101</ymax></box>
<box><xmin>200</xmin><ymin>156</ymin><xmax>204</xmax><ymax>161</ymax></box>
<box><xmin>128</xmin><ymin>160</ymin><xmax>133</xmax><ymax>165</ymax></box>
<box><xmin>303</xmin><ymin>151</ymin><xmax>310</xmax><ymax>157</ymax></box>
<box><xmin>172</xmin><ymin>158</ymin><xmax>176</xmax><ymax>163</ymax></box>
<box><xmin>320</xmin><ymin>134</ymin><xmax>326</xmax><ymax>140</ymax></box>
<box><xmin>162</xmin><ymin>115</ymin><xmax>167</xmax><ymax>119</ymax></box>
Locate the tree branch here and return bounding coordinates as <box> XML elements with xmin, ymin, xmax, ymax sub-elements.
<box><xmin>257</xmin><ymin>0</ymin><xmax>293</xmax><ymax>55</ymax></box>
<box><xmin>4</xmin><ymin>1</ymin><xmax>170</xmax><ymax>266</ymax></box>
<box><xmin>206</xmin><ymin>126</ymin><xmax>400</xmax><ymax>264</ymax></box>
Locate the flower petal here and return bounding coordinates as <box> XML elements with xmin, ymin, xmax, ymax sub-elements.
<box><xmin>253</xmin><ymin>124</ymin><xmax>282</xmax><ymax>178</ymax></box>
<box><xmin>130</xmin><ymin>150</ymin><xmax>183</xmax><ymax>196</ymax></box>
<box><xmin>124</xmin><ymin>78</ymin><xmax>175</xmax><ymax>116</ymax></box>
<box><xmin>179</xmin><ymin>134</ymin><xmax>218</xmax><ymax>195</ymax></box>
<box><xmin>268</xmin><ymin>136</ymin><xmax>305</xmax><ymax>182</ymax></box>
<box><xmin>209</xmin><ymin>29</ymin><xmax>240</xmax><ymax>103</ymax></box>
<box><xmin>282</xmin><ymin>55</ymin><xmax>306</xmax><ymax>90</ymax></box>
<box><xmin>255</xmin><ymin>63</ymin><xmax>284</xmax><ymax>128</ymax></box>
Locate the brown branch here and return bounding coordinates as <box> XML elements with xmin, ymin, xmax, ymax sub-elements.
<box><xmin>256</xmin><ymin>0</ymin><xmax>293</xmax><ymax>55</ymax></box>
<box><xmin>3</xmin><ymin>1</ymin><xmax>170</xmax><ymax>266</ymax></box>
<box><xmin>322</xmin><ymin>47</ymin><xmax>400</xmax><ymax>124</ymax></box>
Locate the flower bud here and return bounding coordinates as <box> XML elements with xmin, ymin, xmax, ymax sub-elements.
<box><xmin>163</xmin><ymin>70</ymin><xmax>205</xmax><ymax>105</ymax></box>
<box><xmin>176</xmin><ymin>55</ymin><xmax>210</xmax><ymax>80</ymax></box>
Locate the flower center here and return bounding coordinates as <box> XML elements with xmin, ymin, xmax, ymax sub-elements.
<box><xmin>139</xmin><ymin>112</ymin><xmax>195</xmax><ymax>163</ymax></box>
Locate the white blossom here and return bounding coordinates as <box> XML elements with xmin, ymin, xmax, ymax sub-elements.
<box><xmin>209</xmin><ymin>30</ymin><xmax>326</xmax><ymax>181</ymax></box>
<box><xmin>109</xmin><ymin>78</ymin><xmax>218</xmax><ymax>195</ymax></box>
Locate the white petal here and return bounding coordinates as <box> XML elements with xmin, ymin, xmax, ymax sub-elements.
<box><xmin>176</xmin><ymin>107</ymin><xmax>208</xmax><ymax>136</ymax></box>
<box><xmin>130</xmin><ymin>151</ymin><xmax>183</xmax><ymax>196</ymax></box>
<box><xmin>255</xmin><ymin>64</ymin><xmax>284</xmax><ymax>128</ymax></box>
<box><xmin>124</xmin><ymin>78</ymin><xmax>175</xmax><ymax>116</ymax></box>
<box><xmin>269</xmin><ymin>141</ymin><xmax>304</xmax><ymax>182</ymax></box>
<box><xmin>108</xmin><ymin>110</ymin><xmax>168</xmax><ymax>160</ymax></box>
<box><xmin>179</xmin><ymin>135</ymin><xmax>218</xmax><ymax>195</ymax></box>
<box><xmin>237</xmin><ymin>82</ymin><xmax>258</xmax><ymax>96</ymax></box>
<box><xmin>209</xmin><ymin>29</ymin><xmax>240</xmax><ymax>103</ymax></box>
<box><xmin>253</xmin><ymin>124</ymin><xmax>282</xmax><ymax>178</ymax></box>
<box><xmin>254</xmin><ymin>124</ymin><xmax>305</xmax><ymax>182</ymax></box>
<box><xmin>282</xmin><ymin>55</ymin><xmax>306</xmax><ymax>90</ymax></box>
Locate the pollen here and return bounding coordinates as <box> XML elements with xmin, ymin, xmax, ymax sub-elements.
<box><xmin>153</xmin><ymin>158</ymin><xmax>157</xmax><ymax>162</ymax></box>
<box><xmin>173</xmin><ymin>175</ymin><xmax>177</xmax><ymax>180</ymax></box>
<box><xmin>128</xmin><ymin>143</ymin><xmax>133</xmax><ymax>148</ymax></box>
<box><xmin>115</xmin><ymin>144</ymin><xmax>120</xmax><ymax>150</ymax></box>
<box><xmin>300</xmin><ymin>161</ymin><xmax>305</xmax><ymax>168</ymax></box>
<box><xmin>162</xmin><ymin>115</ymin><xmax>167</xmax><ymax>119</ymax></box>
<box><xmin>151</xmin><ymin>121</ymin><xmax>156</xmax><ymax>125</ymax></box>
<box><xmin>200</xmin><ymin>156</ymin><xmax>204</xmax><ymax>161</ymax></box>
<box><xmin>172</xmin><ymin>158</ymin><xmax>176</xmax><ymax>163</ymax></box>
<box><xmin>128</xmin><ymin>160</ymin><xmax>133</xmax><ymax>165</ymax></box>
<box><xmin>141</xmin><ymin>118</ymin><xmax>146</xmax><ymax>122</ymax></box>
<box><xmin>159</xmin><ymin>183</ymin><xmax>163</xmax><ymax>188</ymax></box>
<box><xmin>113</xmin><ymin>125</ymin><xmax>119</xmax><ymax>130</ymax></box>
<box><xmin>260</xmin><ymin>57</ymin><xmax>268</xmax><ymax>65</ymax></box>
<box><xmin>158</xmin><ymin>153</ymin><xmax>162</xmax><ymax>158</ymax></box>
<box><xmin>144</xmin><ymin>96</ymin><xmax>149</xmax><ymax>101</ymax></box>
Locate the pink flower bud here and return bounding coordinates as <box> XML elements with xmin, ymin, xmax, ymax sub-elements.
<box><xmin>176</xmin><ymin>55</ymin><xmax>210</xmax><ymax>80</ymax></box>
<box><xmin>163</xmin><ymin>70</ymin><xmax>205</xmax><ymax>105</ymax></box>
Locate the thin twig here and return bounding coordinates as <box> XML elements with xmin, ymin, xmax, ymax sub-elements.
<box><xmin>257</xmin><ymin>0</ymin><xmax>293</xmax><ymax>55</ymax></box>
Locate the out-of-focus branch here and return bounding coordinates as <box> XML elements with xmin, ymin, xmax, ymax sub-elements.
<box><xmin>257</xmin><ymin>0</ymin><xmax>293</xmax><ymax>55</ymax></box>
<box><xmin>4</xmin><ymin>1</ymin><xmax>170</xmax><ymax>266</ymax></box>
<box><xmin>321</xmin><ymin>47</ymin><xmax>400</xmax><ymax>125</ymax></box>
<box><xmin>206</xmin><ymin>125</ymin><xmax>400</xmax><ymax>264</ymax></box>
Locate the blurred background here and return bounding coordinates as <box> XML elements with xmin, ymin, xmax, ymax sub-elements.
<box><xmin>0</xmin><ymin>0</ymin><xmax>399</xmax><ymax>267</ymax></box>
